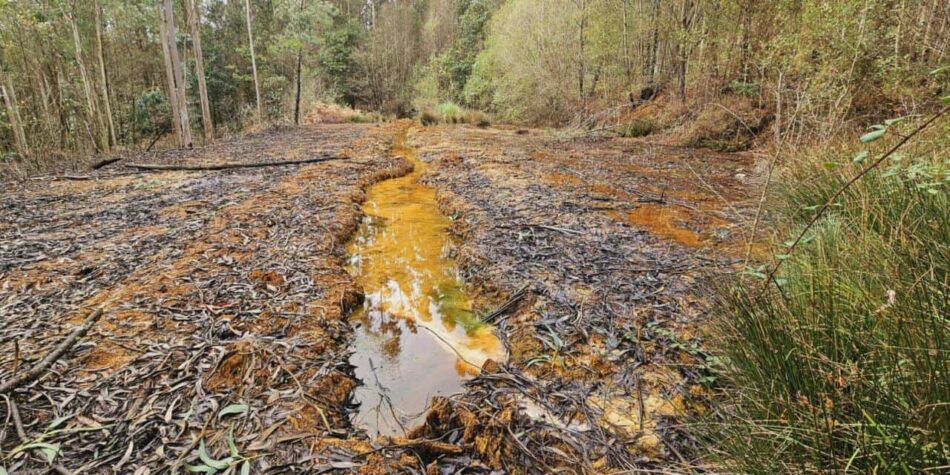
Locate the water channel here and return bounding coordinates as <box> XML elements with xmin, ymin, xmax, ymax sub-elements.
<box><xmin>345</xmin><ymin>129</ymin><xmax>506</xmax><ymax>437</ymax></box>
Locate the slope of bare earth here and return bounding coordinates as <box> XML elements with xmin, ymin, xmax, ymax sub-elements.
<box><xmin>0</xmin><ymin>121</ymin><xmax>756</xmax><ymax>474</ymax></box>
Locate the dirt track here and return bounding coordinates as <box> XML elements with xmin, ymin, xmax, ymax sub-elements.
<box><xmin>0</xmin><ymin>121</ymin><xmax>755</xmax><ymax>473</ymax></box>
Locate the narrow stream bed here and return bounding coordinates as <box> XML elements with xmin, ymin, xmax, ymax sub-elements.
<box><xmin>345</xmin><ymin>129</ymin><xmax>506</xmax><ymax>437</ymax></box>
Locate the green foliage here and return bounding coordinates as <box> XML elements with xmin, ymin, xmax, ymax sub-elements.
<box><xmin>439</xmin><ymin>0</ymin><xmax>498</xmax><ymax>103</ymax></box>
<box><xmin>134</xmin><ymin>89</ymin><xmax>172</xmax><ymax>137</ymax></box>
<box><xmin>704</xmin><ymin>120</ymin><xmax>950</xmax><ymax>473</ymax></box>
<box><xmin>437</xmin><ymin>102</ymin><xmax>462</xmax><ymax>123</ymax></box>
<box><xmin>317</xmin><ymin>19</ymin><xmax>363</xmax><ymax>106</ymax></box>
<box><xmin>417</xmin><ymin>102</ymin><xmax>490</xmax><ymax>127</ymax></box>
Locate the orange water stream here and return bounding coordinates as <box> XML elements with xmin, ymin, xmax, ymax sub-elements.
<box><xmin>345</xmin><ymin>129</ymin><xmax>505</xmax><ymax>437</ymax></box>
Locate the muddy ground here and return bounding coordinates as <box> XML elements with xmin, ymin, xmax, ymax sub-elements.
<box><xmin>0</xmin><ymin>121</ymin><xmax>756</xmax><ymax>474</ymax></box>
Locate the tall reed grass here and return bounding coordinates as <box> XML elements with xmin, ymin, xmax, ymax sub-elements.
<box><xmin>704</xmin><ymin>120</ymin><xmax>949</xmax><ymax>473</ymax></box>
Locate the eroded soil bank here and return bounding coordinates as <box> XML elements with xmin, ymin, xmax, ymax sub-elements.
<box><xmin>0</xmin><ymin>121</ymin><xmax>755</xmax><ymax>473</ymax></box>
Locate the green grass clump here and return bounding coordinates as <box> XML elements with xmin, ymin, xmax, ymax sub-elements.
<box><xmin>704</xmin><ymin>120</ymin><xmax>950</xmax><ymax>473</ymax></box>
<box><xmin>437</xmin><ymin>102</ymin><xmax>463</xmax><ymax>123</ymax></box>
<box><xmin>616</xmin><ymin>119</ymin><xmax>654</xmax><ymax>137</ymax></box>
<box><xmin>417</xmin><ymin>103</ymin><xmax>491</xmax><ymax>127</ymax></box>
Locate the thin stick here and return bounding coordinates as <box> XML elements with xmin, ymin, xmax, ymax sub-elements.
<box><xmin>483</xmin><ymin>284</ymin><xmax>530</xmax><ymax>324</ymax></box>
<box><xmin>745</xmin><ymin>71</ymin><xmax>785</xmax><ymax>266</ymax></box>
<box><xmin>0</xmin><ymin>307</ymin><xmax>105</xmax><ymax>394</ymax></box>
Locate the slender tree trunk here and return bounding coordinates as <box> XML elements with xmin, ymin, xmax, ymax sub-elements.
<box><xmin>53</xmin><ymin>59</ymin><xmax>70</xmax><ymax>148</ymax></box>
<box><xmin>621</xmin><ymin>0</ymin><xmax>631</xmax><ymax>84</ymax></box>
<box><xmin>68</xmin><ymin>5</ymin><xmax>108</xmax><ymax>153</ymax></box>
<box><xmin>645</xmin><ymin>0</ymin><xmax>660</xmax><ymax>86</ymax></box>
<box><xmin>184</xmin><ymin>0</ymin><xmax>213</xmax><ymax>140</ymax></box>
<box><xmin>676</xmin><ymin>0</ymin><xmax>694</xmax><ymax>101</ymax></box>
<box><xmin>0</xmin><ymin>73</ymin><xmax>30</xmax><ymax>158</ymax></box>
<box><xmin>245</xmin><ymin>0</ymin><xmax>263</xmax><ymax>124</ymax></box>
<box><xmin>294</xmin><ymin>0</ymin><xmax>305</xmax><ymax>126</ymax></box>
<box><xmin>162</xmin><ymin>0</ymin><xmax>193</xmax><ymax>147</ymax></box>
<box><xmin>294</xmin><ymin>51</ymin><xmax>303</xmax><ymax>125</ymax></box>
<box><xmin>577</xmin><ymin>0</ymin><xmax>587</xmax><ymax>104</ymax></box>
<box><xmin>95</xmin><ymin>1</ymin><xmax>117</xmax><ymax>147</ymax></box>
<box><xmin>157</xmin><ymin>0</ymin><xmax>183</xmax><ymax>146</ymax></box>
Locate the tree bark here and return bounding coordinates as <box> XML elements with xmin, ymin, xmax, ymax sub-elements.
<box><xmin>645</xmin><ymin>0</ymin><xmax>660</xmax><ymax>86</ymax></box>
<box><xmin>95</xmin><ymin>1</ymin><xmax>117</xmax><ymax>147</ymax></box>
<box><xmin>67</xmin><ymin>4</ymin><xmax>109</xmax><ymax>153</ymax></box>
<box><xmin>157</xmin><ymin>0</ymin><xmax>184</xmax><ymax>146</ymax></box>
<box><xmin>184</xmin><ymin>0</ymin><xmax>213</xmax><ymax>141</ymax></box>
<box><xmin>126</xmin><ymin>155</ymin><xmax>343</xmax><ymax>171</ymax></box>
<box><xmin>621</xmin><ymin>0</ymin><xmax>631</xmax><ymax>84</ymax></box>
<box><xmin>164</xmin><ymin>0</ymin><xmax>193</xmax><ymax>147</ymax></box>
<box><xmin>675</xmin><ymin>0</ymin><xmax>694</xmax><ymax>101</ymax></box>
<box><xmin>0</xmin><ymin>74</ymin><xmax>29</xmax><ymax>158</ymax></box>
<box><xmin>577</xmin><ymin>0</ymin><xmax>587</xmax><ymax>103</ymax></box>
<box><xmin>245</xmin><ymin>0</ymin><xmax>263</xmax><ymax>124</ymax></box>
<box><xmin>294</xmin><ymin>51</ymin><xmax>303</xmax><ymax>125</ymax></box>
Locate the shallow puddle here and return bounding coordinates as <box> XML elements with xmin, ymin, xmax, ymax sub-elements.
<box><xmin>345</xmin><ymin>129</ymin><xmax>506</xmax><ymax>437</ymax></box>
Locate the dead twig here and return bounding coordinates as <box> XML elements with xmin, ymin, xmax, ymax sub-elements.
<box><xmin>483</xmin><ymin>284</ymin><xmax>530</xmax><ymax>324</ymax></box>
<box><xmin>0</xmin><ymin>307</ymin><xmax>105</xmax><ymax>395</ymax></box>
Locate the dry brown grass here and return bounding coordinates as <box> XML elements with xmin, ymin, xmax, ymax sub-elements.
<box><xmin>683</xmin><ymin>95</ymin><xmax>769</xmax><ymax>151</ymax></box>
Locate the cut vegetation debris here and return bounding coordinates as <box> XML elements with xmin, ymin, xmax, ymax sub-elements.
<box><xmin>1</xmin><ymin>121</ymin><xmax>755</xmax><ymax>473</ymax></box>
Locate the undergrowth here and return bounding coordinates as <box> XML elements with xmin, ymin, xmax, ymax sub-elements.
<box><xmin>418</xmin><ymin>102</ymin><xmax>491</xmax><ymax>127</ymax></box>
<box><xmin>616</xmin><ymin>119</ymin><xmax>654</xmax><ymax>138</ymax></box>
<box><xmin>703</xmin><ymin>117</ymin><xmax>949</xmax><ymax>473</ymax></box>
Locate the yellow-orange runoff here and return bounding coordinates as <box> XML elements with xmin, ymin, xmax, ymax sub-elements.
<box><xmin>345</xmin><ymin>127</ymin><xmax>505</xmax><ymax>436</ymax></box>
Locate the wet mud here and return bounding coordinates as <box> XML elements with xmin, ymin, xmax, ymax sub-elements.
<box><xmin>0</xmin><ymin>121</ymin><xmax>755</xmax><ymax>474</ymax></box>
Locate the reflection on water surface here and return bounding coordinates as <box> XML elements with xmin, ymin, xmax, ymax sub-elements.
<box><xmin>346</xmin><ymin>130</ymin><xmax>505</xmax><ymax>437</ymax></box>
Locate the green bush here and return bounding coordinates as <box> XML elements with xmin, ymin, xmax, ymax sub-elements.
<box><xmin>437</xmin><ymin>102</ymin><xmax>463</xmax><ymax>123</ymax></box>
<box><xmin>417</xmin><ymin>104</ymin><xmax>491</xmax><ymax>127</ymax></box>
<box><xmin>616</xmin><ymin>119</ymin><xmax>654</xmax><ymax>137</ymax></box>
<box><xmin>704</xmin><ymin>121</ymin><xmax>950</xmax><ymax>473</ymax></box>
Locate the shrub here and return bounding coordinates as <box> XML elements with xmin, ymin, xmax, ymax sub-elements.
<box><xmin>419</xmin><ymin>110</ymin><xmax>439</xmax><ymax>126</ymax></box>
<box><xmin>684</xmin><ymin>95</ymin><xmax>767</xmax><ymax>151</ymax></box>
<box><xmin>417</xmin><ymin>104</ymin><xmax>491</xmax><ymax>127</ymax></box>
<box><xmin>462</xmin><ymin>109</ymin><xmax>491</xmax><ymax>127</ymax></box>
<box><xmin>437</xmin><ymin>102</ymin><xmax>463</xmax><ymax>123</ymax></box>
<box><xmin>348</xmin><ymin>111</ymin><xmax>384</xmax><ymax>123</ymax></box>
<box><xmin>616</xmin><ymin>119</ymin><xmax>654</xmax><ymax>137</ymax></box>
<box><xmin>703</xmin><ymin>121</ymin><xmax>950</xmax><ymax>473</ymax></box>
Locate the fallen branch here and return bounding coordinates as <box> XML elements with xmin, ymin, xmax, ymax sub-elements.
<box><xmin>0</xmin><ymin>307</ymin><xmax>105</xmax><ymax>394</ymax></box>
<box><xmin>124</xmin><ymin>155</ymin><xmax>345</xmax><ymax>171</ymax></box>
<box><xmin>29</xmin><ymin>174</ymin><xmax>93</xmax><ymax>182</ymax></box>
<box><xmin>484</xmin><ymin>284</ymin><xmax>530</xmax><ymax>324</ymax></box>
<box><xmin>91</xmin><ymin>157</ymin><xmax>122</xmax><ymax>170</ymax></box>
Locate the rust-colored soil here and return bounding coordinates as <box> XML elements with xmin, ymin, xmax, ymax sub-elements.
<box><xmin>0</xmin><ymin>121</ymin><xmax>756</xmax><ymax>474</ymax></box>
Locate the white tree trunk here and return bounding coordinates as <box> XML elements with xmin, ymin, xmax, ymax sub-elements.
<box><xmin>68</xmin><ymin>7</ymin><xmax>109</xmax><ymax>152</ymax></box>
<box><xmin>245</xmin><ymin>0</ymin><xmax>262</xmax><ymax>124</ymax></box>
<box><xmin>95</xmin><ymin>1</ymin><xmax>117</xmax><ymax>147</ymax></box>
<box><xmin>164</xmin><ymin>0</ymin><xmax>192</xmax><ymax>147</ymax></box>
<box><xmin>0</xmin><ymin>76</ymin><xmax>29</xmax><ymax>158</ymax></box>
<box><xmin>184</xmin><ymin>0</ymin><xmax>213</xmax><ymax>140</ymax></box>
<box><xmin>156</xmin><ymin>0</ymin><xmax>184</xmax><ymax>146</ymax></box>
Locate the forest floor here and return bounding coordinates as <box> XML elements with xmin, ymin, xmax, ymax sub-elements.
<box><xmin>0</xmin><ymin>120</ymin><xmax>757</xmax><ymax>474</ymax></box>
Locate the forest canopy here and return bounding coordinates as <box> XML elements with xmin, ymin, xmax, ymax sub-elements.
<box><xmin>1</xmin><ymin>0</ymin><xmax>948</xmax><ymax>165</ymax></box>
